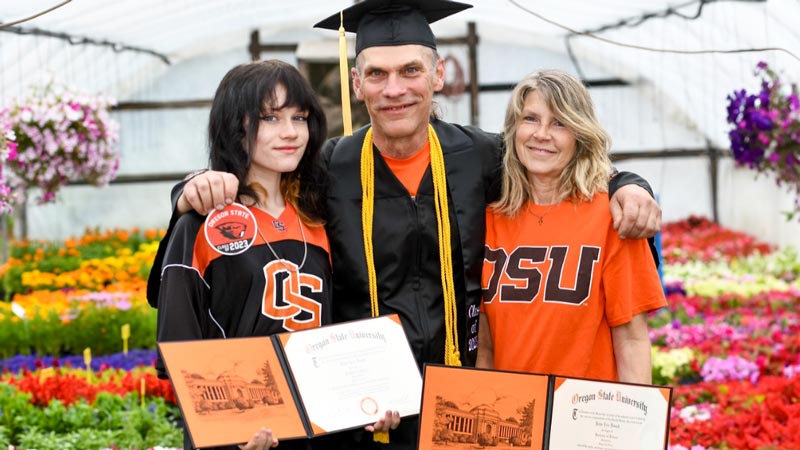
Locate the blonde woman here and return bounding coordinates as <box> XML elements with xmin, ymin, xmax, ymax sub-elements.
<box><xmin>477</xmin><ymin>70</ymin><xmax>666</xmax><ymax>383</ymax></box>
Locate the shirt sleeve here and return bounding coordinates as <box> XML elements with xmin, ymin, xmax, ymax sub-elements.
<box><xmin>608</xmin><ymin>171</ymin><xmax>654</xmax><ymax>198</ymax></box>
<box><xmin>154</xmin><ymin>216</ymin><xmax>213</xmax><ymax>378</ymax></box>
<box><xmin>146</xmin><ymin>177</ymin><xmax>195</xmax><ymax>307</ymax></box>
<box><xmin>601</xmin><ymin>230</ymin><xmax>667</xmax><ymax>328</ymax></box>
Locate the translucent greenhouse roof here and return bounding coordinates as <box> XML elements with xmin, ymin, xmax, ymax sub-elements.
<box><xmin>2</xmin><ymin>0</ymin><xmax>799</xmax><ymax>148</ymax></box>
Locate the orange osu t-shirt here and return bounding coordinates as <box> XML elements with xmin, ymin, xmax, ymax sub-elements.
<box><xmin>481</xmin><ymin>193</ymin><xmax>666</xmax><ymax>381</ymax></box>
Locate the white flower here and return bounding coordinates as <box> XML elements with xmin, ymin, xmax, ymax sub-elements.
<box><xmin>10</xmin><ymin>302</ymin><xmax>26</xmax><ymax>319</ymax></box>
<box><xmin>678</xmin><ymin>404</ymin><xmax>712</xmax><ymax>423</ymax></box>
<box><xmin>64</xmin><ymin>105</ymin><xmax>84</xmax><ymax>121</ymax></box>
<box><xmin>18</xmin><ymin>108</ymin><xmax>33</xmax><ymax>123</ymax></box>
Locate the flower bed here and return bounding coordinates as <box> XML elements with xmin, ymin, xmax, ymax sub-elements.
<box><xmin>0</xmin><ymin>385</ymin><xmax>182</xmax><ymax>450</ymax></box>
<box><xmin>661</xmin><ymin>216</ymin><xmax>775</xmax><ymax>264</ymax></box>
<box><xmin>0</xmin><ymin>349</ymin><xmax>158</xmax><ymax>373</ymax></box>
<box><xmin>0</xmin><ymin>228</ymin><xmax>177</xmax><ymax>449</ymax></box>
<box><xmin>1</xmin><ymin>227</ymin><xmax>163</xmax><ymax>298</ymax></box>
<box><xmin>655</xmin><ymin>217</ymin><xmax>800</xmax><ymax>449</ymax></box>
<box><xmin>0</xmin><ymin>219</ymin><xmax>797</xmax><ymax>449</ymax></box>
<box><xmin>2</xmin><ymin>367</ymin><xmax>175</xmax><ymax>406</ymax></box>
<box><xmin>0</xmin><ymin>228</ymin><xmax>161</xmax><ymax>358</ymax></box>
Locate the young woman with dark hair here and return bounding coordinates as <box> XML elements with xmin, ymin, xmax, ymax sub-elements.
<box><xmin>155</xmin><ymin>60</ymin><xmax>397</xmax><ymax>450</ymax></box>
<box><xmin>205</xmin><ymin>60</ymin><xmax>328</xmax><ymax>225</ymax></box>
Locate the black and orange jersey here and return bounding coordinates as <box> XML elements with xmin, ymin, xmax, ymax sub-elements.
<box><xmin>155</xmin><ymin>203</ymin><xmax>332</xmax><ymax>379</ymax></box>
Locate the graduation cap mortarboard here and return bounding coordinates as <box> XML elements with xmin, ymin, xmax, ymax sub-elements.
<box><xmin>314</xmin><ymin>0</ymin><xmax>473</xmax><ymax>55</ymax></box>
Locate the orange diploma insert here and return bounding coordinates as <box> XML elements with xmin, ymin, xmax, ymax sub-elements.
<box><xmin>158</xmin><ymin>336</ymin><xmax>306</xmax><ymax>447</ymax></box>
<box><xmin>158</xmin><ymin>314</ymin><xmax>422</xmax><ymax>448</ymax></box>
<box><xmin>418</xmin><ymin>365</ymin><xmax>549</xmax><ymax>449</ymax></box>
<box><xmin>418</xmin><ymin>366</ymin><xmax>673</xmax><ymax>450</ymax></box>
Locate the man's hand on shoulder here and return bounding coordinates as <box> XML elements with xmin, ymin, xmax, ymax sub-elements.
<box><xmin>609</xmin><ymin>184</ymin><xmax>661</xmax><ymax>239</ymax></box>
<box><xmin>177</xmin><ymin>170</ymin><xmax>239</xmax><ymax>215</ymax></box>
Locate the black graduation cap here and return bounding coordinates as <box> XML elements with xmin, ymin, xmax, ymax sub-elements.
<box><xmin>314</xmin><ymin>0</ymin><xmax>473</xmax><ymax>55</ymax></box>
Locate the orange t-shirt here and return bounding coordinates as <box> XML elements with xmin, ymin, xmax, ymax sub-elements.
<box><xmin>481</xmin><ymin>193</ymin><xmax>666</xmax><ymax>381</ymax></box>
<box><xmin>382</xmin><ymin>141</ymin><xmax>431</xmax><ymax>197</ymax></box>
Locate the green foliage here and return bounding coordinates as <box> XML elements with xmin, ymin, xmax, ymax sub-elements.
<box><xmin>0</xmin><ymin>315</ymin><xmax>29</xmax><ymax>359</ymax></box>
<box><xmin>0</xmin><ymin>425</ymin><xmax>10</xmax><ymax>447</ymax></box>
<box><xmin>28</xmin><ymin>309</ymin><xmax>66</xmax><ymax>356</ymax></box>
<box><xmin>0</xmin><ymin>388</ymin><xmax>182</xmax><ymax>450</ymax></box>
<box><xmin>0</xmin><ymin>305</ymin><xmax>156</xmax><ymax>357</ymax></box>
<box><xmin>0</xmin><ymin>384</ymin><xmax>35</xmax><ymax>439</ymax></box>
<box><xmin>62</xmin><ymin>305</ymin><xmax>157</xmax><ymax>355</ymax></box>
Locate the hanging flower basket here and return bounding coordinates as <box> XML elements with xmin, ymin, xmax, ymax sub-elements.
<box><xmin>0</xmin><ymin>109</ymin><xmax>18</xmax><ymax>214</ymax></box>
<box><xmin>4</xmin><ymin>81</ymin><xmax>120</xmax><ymax>205</ymax></box>
<box><xmin>726</xmin><ymin>62</ymin><xmax>800</xmax><ymax>220</ymax></box>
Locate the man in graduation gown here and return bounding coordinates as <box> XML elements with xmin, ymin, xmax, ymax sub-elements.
<box><xmin>147</xmin><ymin>1</ymin><xmax>662</xmax><ymax>448</ymax></box>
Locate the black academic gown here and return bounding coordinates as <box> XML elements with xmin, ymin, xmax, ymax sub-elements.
<box><xmin>322</xmin><ymin>119</ymin><xmax>502</xmax><ymax>368</ymax></box>
<box><xmin>319</xmin><ymin>119</ymin><xmax>503</xmax><ymax>450</ymax></box>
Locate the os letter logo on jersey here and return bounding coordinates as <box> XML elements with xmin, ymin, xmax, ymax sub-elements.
<box><xmin>262</xmin><ymin>260</ymin><xmax>322</xmax><ymax>331</ymax></box>
<box><xmin>204</xmin><ymin>203</ymin><xmax>258</xmax><ymax>256</ymax></box>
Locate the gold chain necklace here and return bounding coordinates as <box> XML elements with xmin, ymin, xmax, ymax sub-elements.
<box><xmin>529</xmin><ymin>202</ymin><xmax>558</xmax><ymax>226</ymax></box>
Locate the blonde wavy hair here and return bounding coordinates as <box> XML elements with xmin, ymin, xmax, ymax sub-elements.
<box><xmin>493</xmin><ymin>70</ymin><xmax>612</xmax><ymax>217</ymax></box>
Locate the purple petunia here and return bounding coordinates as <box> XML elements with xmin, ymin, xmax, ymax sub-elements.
<box><xmin>0</xmin><ymin>349</ymin><xmax>157</xmax><ymax>373</ymax></box>
<box><xmin>749</xmin><ymin>110</ymin><xmax>774</xmax><ymax>131</ymax></box>
<box><xmin>701</xmin><ymin>355</ymin><xmax>760</xmax><ymax>384</ymax></box>
<box><xmin>727</xmin><ymin>62</ymin><xmax>800</xmax><ymax>219</ymax></box>
<box><xmin>789</xmin><ymin>93</ymin><xmax>800</xmax><ymax>111</ymax></box>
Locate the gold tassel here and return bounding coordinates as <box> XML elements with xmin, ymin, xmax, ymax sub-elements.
<box><xmin>338</xmin><ymin>11</ymin><xmax>353</xmax><ymax>136</ymax></box>
<box><xmin>373</xmin><ymin>430</ymin><xmax>390</xmax><ymax>444</ymax></box>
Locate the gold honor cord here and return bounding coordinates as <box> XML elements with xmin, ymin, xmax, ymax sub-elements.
<box><xmin>359</xmin><ymin>130</ymin><xmax>388</xmax><ymax>444</ymax></box>
<box><xmin>360</xmin><ymin>127</ymin><xmax>379</xmax><ymax>318</ymax></box>
<box><xmin>360</xmin><ymin>124</ymin><xmax>461</xmax><ymax>367</ymax></box>
<box><xmin>428</xmin><ymin>125</ymin><xmax>460</xmax><ymax>367</ymax></box>
<box><xmin>338</xmin><ymin>11</ymin><xmax>353</xmax><ymax>136</ymax></box>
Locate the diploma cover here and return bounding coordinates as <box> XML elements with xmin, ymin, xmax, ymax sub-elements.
<box><xmin>158</xmin><ymin>314</ymin><xmax>421</xmax><ymax>448</ymax></box>
<box><xmin>418</xmin><ymin>365</ymin><xmax>672</xmax><ymax>450</ymax></box>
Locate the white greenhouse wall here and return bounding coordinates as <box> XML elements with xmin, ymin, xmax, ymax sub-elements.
<box><xmin>11</xmin><ymin>31</ymin><xmax>799</xmax><ymax>249</ymax></box>
<box><xmin>717</xmin><ymin>163</ymin><xmax>800</xmax><ymax>249</ymax></box>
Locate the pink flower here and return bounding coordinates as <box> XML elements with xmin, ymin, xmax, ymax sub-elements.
<box><xmin>4</xmin><ymin>81</ymin><xmax>119</xmax><ymax>204</ymax></box>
